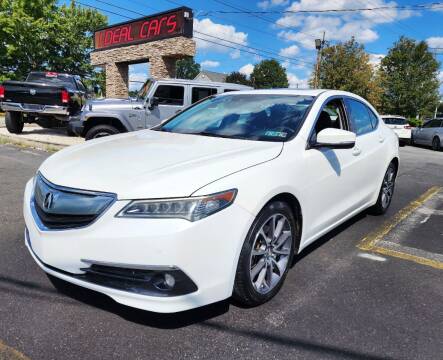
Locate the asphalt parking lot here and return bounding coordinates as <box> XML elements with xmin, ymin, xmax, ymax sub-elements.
<box><xmin>0</xmin><ymin>144</ymin><xmax>442</xmax><ymax>360</ymax></box>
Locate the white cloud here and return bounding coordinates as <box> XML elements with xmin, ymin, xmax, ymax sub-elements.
<box><xmin>287</xmin><ymin>72</ymin><xmax>309</xmax><ymax>88</ymax></box>
<box><xmin>193</xmin><ymin>18</ymin><xmax>248</xmax><ymax>60</ymax></box>
<box><xmin>239</xmin><ymin>63</ymin><xmax>254</xmax><ymax>77</ymax></box>
<box><xmin>230</xmin><ymin>49</ymin><xmax>241</xmax><ymax>59</ymax></box>
<box><xmin>258</xmin><ymin>0</ymin><xmax>289</xmax><ymax>9</ymax></box>
<box><xmin>438</xmin><ymin>71</ymin><xmax>443</xmax><ymax>83</ymax></box>
<box><xmin>276</xmin><ymin>0</ymin><xmax>414</xmax><ymax>50</ymax></box>
<box><xmin>201</xmin><ymin>60</ymin><xmax>220</xmax><ymax>68</ymax></box>
<box><xmin>427</xmin><ymin>37</ymin><xmax>443</xmax><ymax>48</ymax></box>
<box><xmin>279</xmin><ymin>44</ymin><xmax>300</xmax><ymax>57</ymax></box>
<box><xmin>368</xmin><ymin>54</ymin><xmax>385</xmax><ymax>68</ymax></box>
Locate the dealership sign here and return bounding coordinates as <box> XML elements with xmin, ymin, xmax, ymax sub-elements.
<box><xmin>94</xmin><ymin>7</ymin><xmax>193</xmax><ymax>51</ymax></box>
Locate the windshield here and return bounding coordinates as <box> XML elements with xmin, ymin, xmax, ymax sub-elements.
<box><xmin>137</xmin><ymin>79</ymin><xmax>153</xmax><ymax>99</ymax></box>
<box><xmin>159</xmin><ymin>94</ymin><xmax>314</xmax><ymax>141</ymax></box>
<box><xmin>26</xmin><ymin>73</ymin><xmax>76</xmax><ymax>90</ymax></box>
<box><xmin>383</xmin><ymin>117</ymin><xmax>407</xmax><ymax>125</ymax></box>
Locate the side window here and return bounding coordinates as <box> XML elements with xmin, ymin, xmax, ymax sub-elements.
<box><xmin>191</xmin><ymin>87</ymin><xmax>217</xmax><ymax>104</ymax></box>
<box><xmin>314</xmin><ymin>98</ymin><xmax>347</xmax><ymax>135</ymax></box>
<box><xmin>422</xmin><ymin>121</ymin><xmax>432</xmax><ymax>128</ymax></box>
<box><xmin>154</xmin><ymin>85</ymin><xmax>184</xmax><ymax>106</ymax></box>
<box><xmin>430</xmin><ymin>119</ymin><xmax>442</xmax><ymax>128</ymax></box>
<box><xmin>224</xmin><ymin>89</ymin><xmax>237</xmax><ymax>93</ymax></box>
<box><xmin>346</xmin><ymin>99</ymin><xmax>374</xmax><ymax>136</ymax></box>
<box><xmin>367</xmin><ymin>109</ymin><xmax>379</xmax><ymax>129</ymax></box>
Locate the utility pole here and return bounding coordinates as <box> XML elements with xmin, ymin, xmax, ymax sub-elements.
<box><xmin>314</xmin><ymin>32</ymin><xmax>325</xmax><ymax>89</ymax></box>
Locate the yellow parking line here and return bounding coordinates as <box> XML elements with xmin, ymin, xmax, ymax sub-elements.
<box><xmin>358</xmin><ymin>186</ymin><xmax>442</xmax><ymax>251</ymax></box>
<box><xmin>0</xmin><ymin>340</ymin><xmax>30</xmax><ymax>360</ymax></box>
<box><xmin>357</xmin><ymin>186</ymin><xmax>443</xmax><ymax>270</ymax></box>
<box><xmin>372</xmin><ymin>246</ymin><xmax>443</xmax><ymax>270</ymax></box>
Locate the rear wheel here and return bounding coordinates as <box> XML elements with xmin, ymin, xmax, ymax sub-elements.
<box><xmin>432</xmin><ymin>137</ymin><xmax>441</xmax><ymax>151</ymax></box>
<box><xmin>233</xmin><ymin>201</ymin><xmax>297</xmax><ymax>307</ymax></box>
<box><xmin>369</xmin><ymin>162</ymin><xmax>397</xmax><ymax>215</ymax></box>
<box><xmin>5</xmin><ymin>111</ymin><xmax>24</xmax><ymax>134</ymax></box>
<box><xmin>85</xmin><ymin>124</ymin><xmax>120</xmax><ymax>140</ymax></box>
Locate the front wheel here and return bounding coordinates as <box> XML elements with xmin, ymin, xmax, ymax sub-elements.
<box><xmin>233</xmin><ymin>201</ymin><xmax>298</xmax><ymax>307</ymax></box>
<box><xmin>85</xmin><ymin>124</ymin><xmax>120</xmax><ymax>140</ymax></box>
<box><xmin>5</xmin><ymin>111</ymin><xmax>24</xmax><ymax>134</ymax></box>
<box><xmin>369</xmin><ymin>162</ymin><xmax>397</xmax><ymax>215</ymax></box>
<box><xmin>432</xmin><ymin>137</ymin><xmax>441</xmax><ymax>151</ymax></box>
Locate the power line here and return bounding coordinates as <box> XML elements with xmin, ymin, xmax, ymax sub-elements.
<box><xmin>205</xmin><ymin>1</ymin><xmax>443</xmax><ymax>14</ymax></box>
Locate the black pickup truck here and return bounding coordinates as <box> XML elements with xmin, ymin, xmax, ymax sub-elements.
<box><xmin>0</xmin><ymin>72</ymin><xmax>89</xmax><ymax>134</ymax></box>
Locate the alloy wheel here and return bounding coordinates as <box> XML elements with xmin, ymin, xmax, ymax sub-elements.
<box><xmin>249</xmin><ymin>214</ymin><xmax>292</xmax><ymax>294</ymax></box>
<box><xmin>381</xmin><ymin>165</ymin><xmax>395</xmax><ymax>209</ymax></box>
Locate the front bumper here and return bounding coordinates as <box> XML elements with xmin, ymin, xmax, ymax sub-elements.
<box><xmin>67</xmin><ymin>117</ymin><xmax>84</xmax><ymax>136</ymax></box>
<box><xmin>23</xmin><ymin>179</ymin><xmax>254</xmax><ymax>313</ymax></box>
<box><xmin>1</xmin><ymin>102</ymin><xmax>69</xmax><ymax>116</ymax></box>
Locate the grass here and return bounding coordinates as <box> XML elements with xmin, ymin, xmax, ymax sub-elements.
<box><xmin>0</xmin><ymin>134</ymin><xmax>60</xmax><ymax>153</ymax></box>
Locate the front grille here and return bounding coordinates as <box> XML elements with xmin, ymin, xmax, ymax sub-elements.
<box><xmin>31</xmin><ymin>173</ymin><xmax>116</xmax><ymax>230</ymax></box>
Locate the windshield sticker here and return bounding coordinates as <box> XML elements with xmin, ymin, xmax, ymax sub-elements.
<box><xmin>265</xmin><ymin>131</ymin><xmax>287</xmax><ymax>138</ymax></box>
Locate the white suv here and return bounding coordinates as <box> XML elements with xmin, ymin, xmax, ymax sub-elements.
<box><xmin>381</xmin><ymin>115</ymin><xmax>411</xmax><ymax>146</ymax></box>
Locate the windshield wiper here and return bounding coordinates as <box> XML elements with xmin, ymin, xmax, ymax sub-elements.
<box><xmin>191</xmin><ymin>131</ymin><xmax>239</xmax><ymax>139</ymax></box>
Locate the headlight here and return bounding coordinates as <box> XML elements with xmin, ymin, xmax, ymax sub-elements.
<box><xmin>117</xmin><ymin>189</ymin><xmax>237</xmax><ymax>222</ymax></box>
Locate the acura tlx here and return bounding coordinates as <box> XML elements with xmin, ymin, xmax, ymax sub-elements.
<box><xmin>24</xmin><ymin>89</ymin><xmax>399</xmax><ymax>313</ymax></box>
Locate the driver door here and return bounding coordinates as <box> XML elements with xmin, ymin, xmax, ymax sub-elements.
<box><xmin>146</xmin><ymin>84</ymin><xmax>186</xmax><ymax>128</ymax></box>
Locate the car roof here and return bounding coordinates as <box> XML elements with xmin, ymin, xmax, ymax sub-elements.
<box><xmin>380</xmin><ymin>115</ymin><xmax>406</xmax><ymax>119</ymax></box>
<box><xmin>157</xmin><ymin>78</ymin><xmax>251</xmax><ymax>89</ymax></box>
<box><xmin>216</xmin><ymin>88</ymin><xmax>359</xmax><ymax>97</ymax></box>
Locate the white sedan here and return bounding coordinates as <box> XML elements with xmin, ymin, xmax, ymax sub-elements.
<box><xmin>23</xmin><ymin>89</ymin><xmax>399</xmax><ymax>313</ymax></box>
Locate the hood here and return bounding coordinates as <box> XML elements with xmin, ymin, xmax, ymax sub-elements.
<box><xmin>39</xmin><ymin>130</ymin><xmax>283</xmax><ymax>199</ymax></box>
<box><xmin>87</xmin><ymin>98</ymin><xmax>136</xmax><ymax>111</ymax></box>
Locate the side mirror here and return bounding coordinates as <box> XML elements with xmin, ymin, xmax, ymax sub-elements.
<box><xmin>148</xmin><ymin>97</ymin><xmax>159</xmax><ymax>110</ymax></box>
<box><xmin>312</xmin><ymin>128</ymin><xmax>356</xmax><ymax>149</ymax></box>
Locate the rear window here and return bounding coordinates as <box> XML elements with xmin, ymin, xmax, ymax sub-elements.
<box><xmin>383</xmin><ymin>117</ymin><xmax>407</xmax><ymax>125</ymax></box>
<box><xmin>26</xmin><ymin>73</ymin><xmax>76</xmax><ymax>90</ymax></box>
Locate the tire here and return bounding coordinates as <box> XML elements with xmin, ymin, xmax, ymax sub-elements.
<box><xmin>369</xmin><ymin>162</ymin><xmax>397</xmax><ymax>215</ymax></box>
<box><xmin>410</xmin><ymin>136</ymin><xmax>414</xmax><ymax>146</ymax></box>
<box><xmin>85</xmin><ymin>124</ymin><xmax>120</xmax><ymax>140</ymax></box>
<box><xmin>432</xmin><ymin>137</ymin><xmax>441</xmax><ymax>151</ymax></box>
<box><xmin>233</xmin><ymin>201</ymin><xmax>298</xmax><ymax>307</ymax></box>
<box><xmin>5</xmin><ymin>111</ymin><xmax>24</xmax><ymax>134</ymax></box>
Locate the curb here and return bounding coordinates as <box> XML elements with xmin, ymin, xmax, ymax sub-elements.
<box><xmin>0</xmin><ymin>134</ymin><xmax>65</xmax><ymax>152</ymax></box>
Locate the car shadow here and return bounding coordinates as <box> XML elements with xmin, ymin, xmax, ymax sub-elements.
<box><xmin>48</xmin><ymin>274</ymin><xmax>230</xmax><ymax>329</ymax></box>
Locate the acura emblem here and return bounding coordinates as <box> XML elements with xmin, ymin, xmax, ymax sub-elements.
<box><xmin>43</xmin><ymin>192</ymin><xmax>54</xmax><ymax>210</ymax></box>
<box><xmin>30</xmin><ymin>89</ymin><xmax>36</xmax><ymax>95</ymax></box>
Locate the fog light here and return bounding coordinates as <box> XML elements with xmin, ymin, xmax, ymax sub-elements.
<box><xmin>153</xmin><ymin>273</ymin><xmax>176</xmax><ymax>291</ymax></box>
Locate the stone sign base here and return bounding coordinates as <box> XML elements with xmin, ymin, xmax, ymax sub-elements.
<box><xmin>90</xmin><ymin>36</ymin><xmax>196</xmax><ymax>98</ymax></box>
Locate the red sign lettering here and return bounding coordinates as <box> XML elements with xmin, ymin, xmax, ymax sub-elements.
<box><xmin>94</xmin><ymin>8</ymin><xmax>193</xmax><ymax>51</ymax></box>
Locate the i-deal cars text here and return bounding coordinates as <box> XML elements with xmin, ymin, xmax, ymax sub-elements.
<box><xmin>24</xmin><ymin>89</ymin><xmax>399</xmax><ymax>313</ymax></box>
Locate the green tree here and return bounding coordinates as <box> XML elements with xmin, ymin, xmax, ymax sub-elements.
<box><xmin>379</xmin><ymin>37</ymin><xmax>440</xmax><ymax>118</ymax></box>
<box><xmin>311</xmin><ymin>38</ymin><xmax>381</xmax><ymax>107</ymax></box>
<box><xmin>176</xmin><ymin>57</ymin><xmax>200</xmax><ymax>79</ymax></box>
<box><xmin>0</xmin><ymin>0</ymin><xmax>107</xmax><ymax>81</ymax></box>
<box><xmin>250</xmin><ymin>59</ymin><xmax>288</xmax><ymax>89</ymax></box>
<box><xmin>225</xmin><ymin>71</ymin><xmax>251</xmax><ymax>86</ymax></box>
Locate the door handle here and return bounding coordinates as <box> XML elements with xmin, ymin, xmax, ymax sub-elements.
<box><xmin>352</xmin><ymin>146</ymin><xmax>361</xmax><ymax>156</ymax></box>
<box><xmin>379</xmin><ymin>136</ymin><xmax>385</xmax><ymax>143</ymax></box>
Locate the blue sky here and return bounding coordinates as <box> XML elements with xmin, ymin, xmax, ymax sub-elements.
<box><xmin>70</xmin><ymin>0</ymin><xmax>443</xmax><ymax>92</ymax></box>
